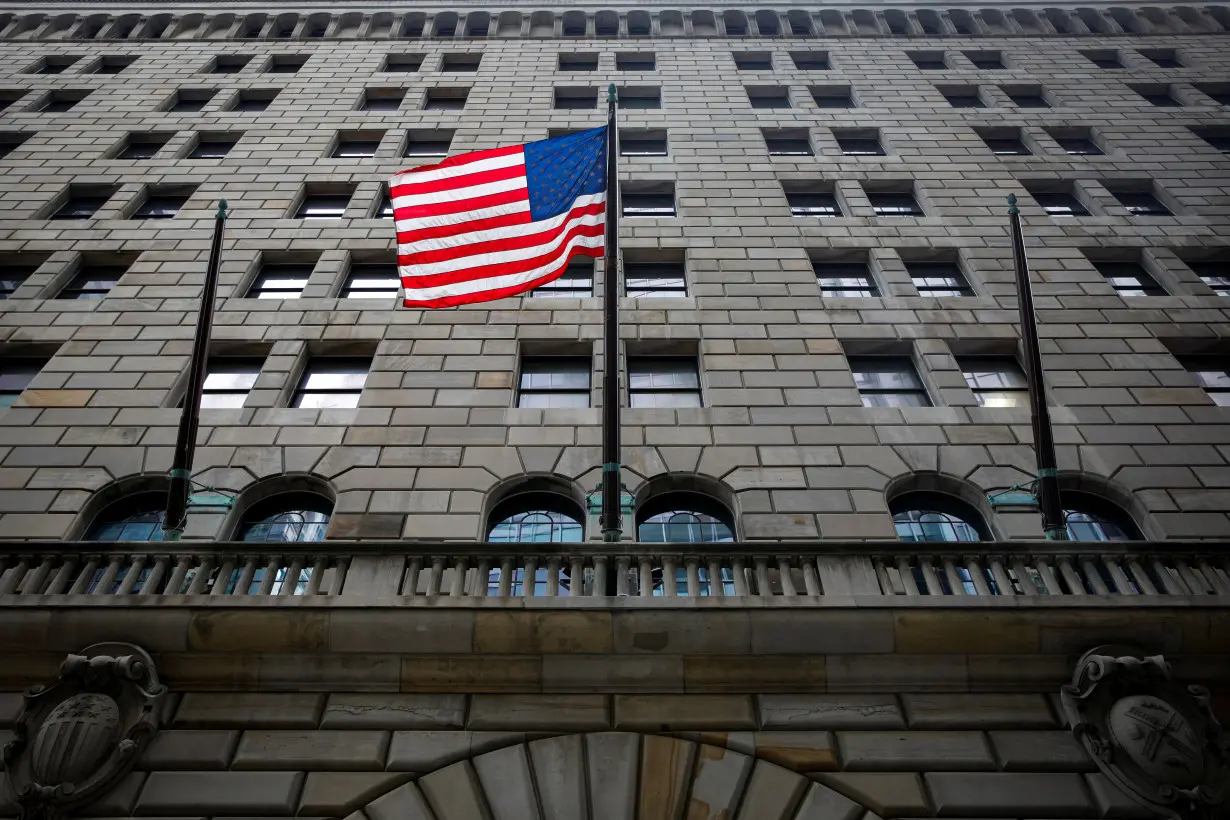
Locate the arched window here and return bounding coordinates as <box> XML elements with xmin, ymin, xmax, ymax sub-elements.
<box><xmin>487</xmin><ymin>493</ymin><xmax>583</xmax><ymax>543</ymax></box>
<box><xmin>237</xmin><ymin>492</ymin><xmax>332</xmax><ymax>543</ymax></box>
<box><xmin>1063</xmin><ymin>491</ymin><xmax>1142</xmax><ymax>541</ymax></box>
<box><xmin>890</xmin><ymin>492</ymin><xmax>989</xmax><ymax>542</ymax></box>
<box><xmin>84</xmin><ymin>492</ymin><xmax>167</xmax><ymax>542</ymax></box>
<box><xmin>636</xmin><ymin>492</ymin><xmax>735</xmax><ymax>544</ymax></box>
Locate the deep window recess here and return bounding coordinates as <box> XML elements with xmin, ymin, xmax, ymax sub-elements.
<box><xmin>58</xmin><ymin>265</ymin><xmax>126</xmax><ymax>300</ymax></box>
<box><xmin>532</xmin><ymin>261</ymin><xmax>594</xmax><ymax>297</ymax></box>
<box><xmin>199</xmin><ymin>358</ymin><xmax>263</xmax><ymax>408</ymax></box>
<box><xmin>907</xmin><ymin>261</ymin><xmax>974</xmax><ymax>296</ymax></box>
<box><xmin>868</xmin><ymin>192</ymin><xmax>924</xmax><ymax>217</ymax></box>
<box><xmin>342</xmin><ymin>263</ymin><xmax>400</xmax><ymax>299</ymax></box>
<box><xmin>517</xmin><ymin>357</ymin><xmax>592</xmax><ymax>408</ymax></box>
<box><xmin>1091</xmin><ymin>260</ymin><xmax>1167</xmax><ymax>296</ymax></box>
<box><xmin>627</xmin><ymin>357</ymin><xmax>702</xmax><ymax>408</ymax></box>
<box><xmin>625</xmin><ymin>263</ymin><xmax>686</xmax><ymax>297</ymax></box>
<box><xmin>296</xmin><ymin>194</ymin><xmax>351</xmax><ymax>219</ymax></box>
<box><xmin>814</xmin><ymin>261</ymin><xmax>879</xmax><ymax>297</ymax></box>
<box><xmin>849</xmin><ymin>356</ymin><xmax>931</xmax><ymax>407</ymax></box>
<box><xmin>957</xmin><ymin>356</ymin><xmax>1028</xmax><ymax>407</ymax></box>
<box><xmin>247</xmin><ymin>264</ymin><xmax>312</xmax><ymax>299</ymax></box>
<box><xmin>292</xmin><ymin>358</ymin><xmax>371</xmax><ymax>409</ymax></box>
<box><xmin>786</xmin><ymin>190</ymin><xmax>842</xmax><ymax>218</ymax></box>
<box><xmin>1181</xmin><ymin>357</ymin><xmax>1230</xmax><ymax>406</ymax></box>
<box><xmin>0</xmin><ymin>359</ymin><xmax>46</xmax><ymax>408</ymax></box>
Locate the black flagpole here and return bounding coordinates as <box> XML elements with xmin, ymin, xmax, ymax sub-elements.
<box><xmin>601</xmin><ymin>84</ymin><xmax>622</xmax><ymax>543</ymax></box>
<box><xmin>1008</xmin><ymin>194</ymin><xmax>1067</xmax><ymax>541</ymax></box>
<box><xmin>162</xmin><ymin>199</ymin><xmax>227</xmax><ymax>542</ymax></box>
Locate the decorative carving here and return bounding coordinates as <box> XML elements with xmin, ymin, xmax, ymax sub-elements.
<box><xmin>3</xmin><ymin>643</ymin><xmax>166</xmax><ymax>820</ymax></box>
<box><xmin>1061</xmin><ymin>645</ymin><xmax>1229</xmax><ymax>820</ymax></box>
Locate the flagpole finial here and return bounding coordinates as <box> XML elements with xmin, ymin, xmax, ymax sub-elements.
<box><xmin>217</xmin><ymin>199</ymin><xmax>228</xmax><ymax>219</ymax></box>
<box><xmin>1007</xmin><ymin>193</ymin><xmax>1019</xmax><ymax>215</ymax></box>
<box><xmin>608</xmin><ymin>83</ymin><xmax>617</xmax><ymax>103</ymax></box>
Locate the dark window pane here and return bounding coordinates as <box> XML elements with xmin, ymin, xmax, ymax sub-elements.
<box><xmin>787</xmin><ymin>192</ymin><xmax>842</xmax><ymax>217</ymax></box>
<box><xmin>134</xmin><ymin>195</ymin><xmax>189</xmax><ymax>219</ymax></box>
<box><xmin>868</xmin><ymin>193</ymin><xmax>924</xmax><ymax>217</ymax></box>
<box><xmin>836</xmin><ymin>137</ymin><xmax>884</xmax><ymax>156</ymax></box>
<box><xmin>190</xmin><ymin>139</ymin><xmax>238</xmax><ymax>159</ymax></box>
<box><xmin>1113</xmin><ymin>191</ymin><xmax>1171</xmax><ymax>216</ymax></box>
<box><xmin>1033</xmin><ymin>192</ymin><xmax>1089</xmax><ymax>217</ymax></box>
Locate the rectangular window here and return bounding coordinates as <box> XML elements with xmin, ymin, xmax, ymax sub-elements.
<box><xmin>230</xmin><ymin>90</ymin><xmax>278</xmax><ymax>111</ymax></box>
<box><xmin>786</xmin><ymin>190</ymin><xmax>842</xmax><ymax>217</ymax></box>
<box><xmin>910</xmin><ymin>51</ymin><xmax>948</xmax><ymax>70</ymax></box>
<box><xmin>384</xmin><ymin>53</ymin><xmax>424</xmax><ymax>72</ymax></box>
<box><xmin>849</xmin><ymin>356</ymin><xmax>931</xmax><ymax>407</ymax></box>
<box><xmin>747</xmin><ymin>86</ymin><xmax>789</xmax><ymax>108</ymax></box>
<box><xmin>1186</xmin><ymin>261</ymin><xmax>1230</xmax><ymax>296</ymax></box>
<box><xmin>1141</xmin><ymin>49</ymin><xmax>1183</xmax><ymax>68</ymax></box>
<box><xmin>958</xmin><ymin>356</ymin><xmax>1028</xmax><ymax>407</ymax></box>
<box><xmin>168</xmin><ymin>89</ymin><xmax>216</xmax><ymax>112</ymax></box>
<box><xmin>616</xmin><ymin>53</ymin><xmax>655</xmax><ymax>71</ymax></box>
<box><xmin>1082</xmin><ymin>50</ymin><xmax>1123</xmax><ymax>68</ymax></box>
<box><xmin>791</xmin><ymin>51</ymin><xmax>829</xmax><ymax>70</ymax></box>
<box><xmin>117</xmin><ymin>135</ymin><xmax>170</xmax><ymax>160</ymax></box>
<box><xmin>211</xmin><ymin>55</ymin><xmax>252</xmax><ymax>74</ymax></box>
<box><xmin>293</xmin><ymin>357</ymin><xmax>371</xmax><ymax>409</ymax></box>
<box><xmin>247</xmin><ymin>264</ymin><xmax>312</xmax><ymax>299</ymax></box>
<box><xmin>200</xmin><ymin>358</ymin><xmax>262</xmax><ymax>408</ymax></box>
<box><xmin>34</xmin><ymin>57</ymin><xmax>78</xmax><ymax>74</ymax></box>
<box><xmin>532</xmin><ymin>261</ymin><xmax>594</xmax><ymax>297</ymax></box>
<box><xmin>1181</xmin><ymin>358</ymin><xmax>1230</xmax><ymax>406</ymax></box>
<box><xmin>1112</xmin><ymin>190</ymin><xmax>1171</xmax><ymax>216</ymax></box>
<box><xmin>868</xmin><ymin>191</ymin><xmax>924</xmax><ymax>217</ymax></box>
<box><xmin>1091</xmin><ymin>260</ymin><xmax>1166</xmax><ymax>296</ymax></box>
<box><xmin>620</xmin><ymin>129</ymin><xmax>667</xmax><ymax>156</ymax></box>
<box><xmin>734</xmin><ymin>52</ymin><xmax>772</xmax><ymax>71</ymax></box>
<box><xmin>1132</xmin><ymin>84</ymin><xmax>1181</xmax><ymax>107</ymax></box>
<box><xmin>378</xmin><ymin>189</ymin><xmax>394</xmax><ymax>220</ymax></box>
<box><xmin>404</xmin><ymin>129</ymin><xmax>453</xmax><ymax>157</ymax></box>
<box><xmin>0</xmin><ymin>262</ymin><xmax>40</xmax><ymax>299</ymax></box>
<box><xmin>296</xmin><ymin>193</ymin><xmax>351</xmax><ymax>219</ymax></box>
<box><xmin>1032</xmin><ymin>192</ymin><xmax>1089</xmax><ymax>217</ymax></box>
<box><xmin>763</xmin><ymin>129</ymin><xmax>812</xmax><ymax>156</ymax></box>
<box><xmin>52</xmin><ymin>189</ymin><xmax>117</xmax><ymax>220</ymax></box>
<box><xmin>554</xmin><ymin>88</ymin><xmax>598</xmax><ymax>110</ymax></box>
<box><xmin>424</xmin><ymin>88</ymin><xmax>468</xmax><ymax>110</ymax></box>
<box><xmin>628</xmin><ymin>357</ymin><xmax>702</xmax><ymax>408</ymax></box>
<box><xmin>1049</xmin><ymin>132</ymin><xmax>1103</xmax><ymax>156</ymax></box>
<box><xmin>362</xmin><ymin>89</ymin><xmax>405</xmax><ymax>111</ymax></box>
<box><xmin>189</xmin><ymin>134</ymin><xmax>240</xmax><ymax>159</ymax></box>
<box><xmin>941</xmin><ymin>87</ymin><xmax>984</xmax><ymax>108</ymax></box>
<box><xmin>38</xmin><ymin>90</ymin><xmax>90</xmax><ymax>113</ymax></box>
<box><xmin>266</xmin><ymin>55</ymin><xmax>308</xmax><ymax>74</ymax></box>
<box><xmin>1191</xmin><ymin>128</ymin><xmax>1230</xmax><ymax>154</ymax></box>
<box><xmin>964</xmin><ymin>51</ymin><xmax>1003</xmax><ymax>69</ymax></box>
<box><xmin>814</xmin><ymin>261</ymin><xmax>879</xmax><ymax>297</ymax></box>
<box><xmin>342</xmin><ymin>263</ymin><xmax>400</xmax><ymax>298</ymax></box>
<box><xmin>622</xmin><ymin>186</ymin><xmax>675</xmax><ymax>217</ymax></box>
<box><xmin>332</xmin><ymin>136</ymin><xmax>383</xmax><ymax>158</ymax></box>
<box><xmin>1003</xmin><ymin>87</ymin><xmax>1050</xmax><ymax>108</ymax></box>
<box><xmin>0</xmin><ymin>132</ymin><xmax>30</xmax><ymax>159</ymax></box>
<box><xmin>441</xmin><ymin>54</ymin><xmax>482</xmax><ymax>72</ymax></box>
<box><xmin>810</xmin><ymin>86</ymin><xmax>854</xmax><ymax>108</ymax></box>
<box><xmin>134</xmin><ymin>192</ymin><xmax>191</xmax><ymax>219</ymax></box>
<box><xmin>619</xmin><ymin>87</ymin><xmax>660</xmax><ymax>109</ymax></box>
<box><xmin>0</xmin><ymin>359</ymin><xmax>46</xmax><ymax>408</ymax></box>
<box><xmin>907</xmin><ymin>261</ymin><xmax>974</xmax><ymax>296</ymax></box>
<box><xmin>980</xmin><ymin>131</ymin><xmax>1030</xmax><ymax>155</ymax></box>
<box><xmin>626</xmin><ymin>262</ymin><xmax>686</xmax><ymax>297</ymax></box>
<box><xmin>558</xmin><ymin>53</ymin><xmax>598</xmax><ymax>71</ymax></box>
<box><xmin>834</xmin><ymin>132</ymin><xmax>885</xmax><ymax>156</ymax></box>
<box><xmin>517</xmin><ymin>357</ymin><xmax>591</xmax><ymax>408</ymax></box>
<box><xmin>58</xmin><ymin>265</ymin><xmax>126</xmax><ymax>300</ymax></box>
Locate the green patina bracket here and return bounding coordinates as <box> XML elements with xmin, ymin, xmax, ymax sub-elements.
<box><xmin>586</xmin><ymin>485</ymin><xmax>635</xmax><ymax>516</ymax></box>
<box><xmin>987</xmin><ymin>482</ymin><xmax>1039</xmax><ymax>507</ymax></box>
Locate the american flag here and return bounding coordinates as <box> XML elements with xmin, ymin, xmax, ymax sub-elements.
<box><xmin>390</xmin><ymin>126</ymin><xmax>608</xmax><ymax>309</ymax></box>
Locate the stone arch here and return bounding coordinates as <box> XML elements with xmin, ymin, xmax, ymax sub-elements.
<box><xmin>633</xmin><ymin>472</ymin><xmax>740</xmax><ymax>541</ymax></box>
<box><xmin>885</xmin><ymin>470</ymin><xmax>1002</xmax><ymax>541</ymax></box>
<box><xmin>219</xmin><ymin>472</ymin><xmax>337</xmax><ymax>540</ymax></box>
<box><xmin>481</xmin><ymin>472</ymin><xmax>587</xmax><ymax>541</ymax></box>
<box><xmin>67</xmin><ymin>472</ymin><xmax>170</xmax><ymax>541</ymax></box>
<box><xmin>1057</xmin><ymin>470</ymin><xmax>1160</xmax><ymax>540</ymax></box>
<box><xmin>359</xmin><ymin>733</ymin><xmax>871</xmax><ymax>820</ymax></box>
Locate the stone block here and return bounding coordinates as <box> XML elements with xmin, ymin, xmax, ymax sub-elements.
<box><xmin>136</xmin><ymin>772</ymin><xmax>304</xmax><ymax>815</ymax></box>
<box><xmin>542</xmin><ymin>654</ymin><xmax>683</xmax><ymax>693</ymax></box>
<box><xmin>321</xmin><ymin>694</ymin><xmax>465</xmax><ymax>730</ymax></box>
<box><xmin>231</xmin><ymin>731</ymin><xmax>388</xmax><ymax>771</ymax></box>
<box><xmin>174</xmin><ymin>693</ymin><xmax>324</xmax><ymax>729</ymax></box>
<box><xmin>0</xmin><ymin>693</ymin><xmax>23</xmax><ymax>727</ymax></box>
<box><xmin>814</xmin><ymin>773</ymin><xmax>930</xmax><ymax>816</ymax></box>
<box><xmin>474</xmin><ymin>611</ymin><xmax>612</xmax><ymax>654</ymax></box>
<box><xmin>838</xmin><ymin>731</ymin><xmax>994</xmax><ymax>771</ymax></box>
<box><xmin>1085</xmin><ymin>774</ymin><xmax>1157</xmax><ymax>818</ymax></box>
<box><xmin>988</xmin><ymin>731</ymin><xmax>1096</xmax><ymax>772</ymax></box>
<box><xmin>792</xmin><ymin>783</ymin><xmax>864</xmax><ymax>820</ymax></box>
<box><xmin>687</xmin><ymin>741</ymin><xmax>753</xmax><ymax>820</ymax></box>
<box><xmin>613</xmin><ymin>611</ymin><xmax>750</xmax><ymax>654</ymax></box>
<box><xmin>639</xmin><ymin>735</ymin><xmax>696</xmax><ymax>820</ymax></box>
<box><xmin>329</xmin><ymin>610</ymin><xmax>474</xmax><ymax>654</ymax></box>
<box><xmin>84</xmin><ymin>770</ymin><xmax>145</xmax><ymax>815</ymax></box>
<box><xmin>735</xmin><ymin>761</ymin><xmax>810</xmax><ymax>820</ymax></box>
<box><xmin>472</xmin><ymin>743</ymin><xmax>541</xmax><ymax>820</ymax></box>
<box><xmin>364</xmin><ymin>781</ymin><xmax>434</xmax><ymax>820</ymax></box>
<box><xmin>827</xmin><ymin>655</ymin><xmax>968</xmax><ymax>692</ymax></box>
<box><xmin>417</xmin><ymin>760</ymin><xmax>490</xmax><ymax>820</ymax></box>
<box><xmin>400</xmin><ymin>656</ymin><xmax>542</xmax><ymax>693</ymax></box>
<box><xmin>530</xmin><ymin>735</ymin><xmax>588</xmax><ymax>820</ymax></box>
<box><xmin>759</xmin><ymin>696</ymin><xmax>905</xmax><ymax>730</ymax></box>
<box><xmin>753</xmin><ymin>732</ymin><xmax>839</xmax><ymax>771</ymax></box>
<box><xmin>298</xmin><ymin>773</ymin><xmax>409</xmax><ymax>816</ymax></box>
<box><xmin>386</xmin><ymin>731</ymin><xmax>523</xmax><ymax>772</ymax></box>
<box><xmin>750</xmin><ymin>611</ymin><xmax>894</xmax><ymax>655</ymax></box>
<box><xmin>686</xmin><ymin>655</ymin><xmax>826</xmax><ymax>693</ymax></box>
<box><xmin>893</xmin><ymin>611</ymin><xmax>1039</xmax><ymax>654</ymax></box>
<box><xmin>138</xmin><ymin>730</ymin><xmax>238</xmax><ymax>770</ymax></box>
<box><xmin>467</xmin><ymin>695</ymin><xmax>609</xmax><ymax>731</ymax></box>
<box><xmin>46</xmin><ymin>609</ymin><xmax>189</xmax><ymax>654</ymax></box>
<box><xmin>614</xmin><ymin>695</ymin><xmax>756</xmax><ymax>731</ymax></box>
<box><xmin>187</xmin><ymin>612</ymin><xmax>327</xmax><ymax>653</ymax></box>
<box><xmin>925</xmin><ymin>773</ymin><xmax>1093</xmax><ymax>817</ymax></box>
<box><xmin>903</xmin><ymin>694</ymin><xmax>1055</xmax><ymax>729</ymax></box>
<box><xmin>583</xmin><ymin>736</ymin><xmax>637</xmax><ymax>820</ymax></box>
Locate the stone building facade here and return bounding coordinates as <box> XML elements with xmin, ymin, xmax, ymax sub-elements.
<box><xmin>0</xmin><ymin>1</ymin><xmax>1229</xmax><ymax>818</ymax></box>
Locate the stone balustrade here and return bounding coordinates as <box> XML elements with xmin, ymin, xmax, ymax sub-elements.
<box><xmin>0</xmin><ymin>541</ymin><xmax>1227</xmax><ymax>601</ymax></box>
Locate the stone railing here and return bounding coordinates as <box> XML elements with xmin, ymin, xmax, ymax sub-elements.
<box><xmin>0</xmin><ymin>541</ymin><xmax>1228</xmax><ymax>602</ymax></box>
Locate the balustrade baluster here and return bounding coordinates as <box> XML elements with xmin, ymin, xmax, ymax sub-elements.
<box><xmin>965</xmin><ymin>557</ymin><xmax>991</xmax><ymax>595</ymax></box>
<box><xmin>593</xmin><ymin>556</ymin><xmax>608</xmax><ymax>597</ymax></box>
<box><xmin>450</xmin><ymin>557</ymin><xmax>469</xmax><ymax>597</ymax></box>
<box><xmin>941</xmin><ymin>557</ymin><xmax>966</xmax><ymax>596</ymax></box>
<box><xmin>661</xmin><ymin>557</ymin><xmax>676</xmax><ymax>597</ymax></box>
<box><xmin>638</xmin><ymin>558</ymin><xmax>653</xmax><ymax>597</ymax></box>
<box><xmin>1176</xmin><ymin>559</ymin><xmax>1208</xmax><ymax>595</ymax></box>
<box><xmin>473</xmin><ymin>559</ymin><xmax>490</xmax><ymax>597</ymax></box>
<box><xmin>0</xmin><ymin>557</ymin><xmax>27</xmax><ymax>595</ymax></box>
<box><xmin>708</xmin><ymin>559</ymin><xmax>725</xmax><ymax>596</ymax></box>
<box><xmin>46</xmin><ymin>558</ymin><xmax>78</xmax><ymax>595</ymax></box>
<box><xmin>163</xmin><ymin>556</ymin><xmax>191</xmax><ymax>595</ymax></box>
<box><xmin>116</xmin><ymin>556</ymin><xmax>147</xmax><ymax>595</ymax></box>
<box><xmin>497</xmin><ymin>557</ymin><xmax>513</xmax><ymax>597</ymax></box>
<box><xmin>405</xmin><ymin>556</ymin><xmax>423</xmax><ymax>596</ymax></box>
<box><xmin>898</xmin><ymin>558</ymin><xmax>920</xmax><ymax>595</ymax></box>
<box><xmin>802</xmin><ymin>558</ymin><xmax>821</xmax><ymax>596</ymax></box>
<box><xmin>258</xmin><ymin>558</ymin><xmax>279</xmax><ymax>596</ymax></box>
<box><xmin>778</xmin><ymin>557</ymin><xmax>797</xmax><ymax>597</ymax></box>
<box><xmin>187</xmin><ymin>557</ymin><xmax>214</xmax><ymax>595</ymax></box>
<box><xmin>754</xmin><ymin>556</ymin><xmax>771</xmax><ymax>597</ymax></box>
<box><xmin>1197</xmin><ymin>559</ymin><xmax>1230</xmax><ymax>595</ymax></box>
<box><xmin>142</xmin><ymin>555</ymin><xmax>171</xmax><ymax>595</ymax></box>
<box><xmin>1033</xmin><ymin>558</ymin><xmax>1062</xmax><ymax>595</ymax></box>
<box><xmin>1150</xmin><ymin>558</ymin><xmax>1189</xmax><ymax>594</ymax></box>
<box><xmin>1103</xmin><ymin>558</ymin><xmax>1134</xmax><ymax>595</ymax></box>
<box><xmin>1057</xmin><ymin>557</ymin><xmax>1085</xmax><ymax>595</ymax></box>
<box><xmin>989</xmin><ymin>559</ymin><xmax>1014</xmax><ymax>597</ymax></box>
<box><xmin>545</xmin><ymin>557</ymin><xmax>560</xmax><ymax>597</ymax></box>
<box><xmin>523</xmin><ymin>557</ymin><xmax>538</xmax><ymax>597</ymax></box>
<box><xmin>1011</xmin><ymin>558</ymin><xmax>1037</xmax><ymax>595</ymax></box>
<box><xmin>304</xmin><ymin>557</ymin><xmax>328</xmax><ymax>595</ymax></box>
<box><xmin>1126</xmin><ymin>558</ymin><xmax>1157</xmax><ymax>595</ymax></box>
<box><xmin>329</xmin><ymin>556</ymin><xmax>349</xmax><ymax>596</ymax></box>
<box><xmin>1081</xmin><ymin>558</ymin><xmax>1110</xmax><ymax>595</ymax></box>
<box><xmin>685</xmin><ymin>557</ymin><xmax>701</xmax><ymax>597</ymax></box>
<box><xmin>918</xmin><ymin>557</ymin><xmax>938</xmax><ymax>595</ymax></box>
<box><xmin>21</xmin><ymin>557</ymin><xmax>55</xmax><ymax>595</ymax></box>
<box><xmin>616</xmin><ymin>556</ymin><xmax>631</xmax><ymax>596</ymax></box>
<box><xmin>731</xmin><ymin>558</ymin><xmax>748</xmax><ymax>597</ymax></box>
<box><xmin>210</xmin><ymin>557</ymin><xmax>236</xmax><ymax>596</ymax></box>
<box><xmin>68</xmin><ymin>558</ymin><xmax>100</xmax><ymax>595</ymax></box>
<box><xmin>278</xmin><ymin>558</ymin><xmax>303</xmax><ymax>596</ymax></box>
<box><xmin>426</xmin><ymin>556</ymin><xmax>445</xmax><ymax>596</ymax></box>
<box><xmin>569</xmin><ymin>556</ymin><xmax>584</xmax><ymax>597</ymax></box>
<box><xmin>873</xmin><ymin>558</ymin><xmax>894</xmax><ymax>595</ymax></box>
<box><xmin>233</xmin><ymin>556</ymin><xmax>259</xmax><ymax>596</ymax></box>
<box><xmin>92</xmin><ymin>556</ymin><xmax>124</xmax><ymax>596</ymax></box>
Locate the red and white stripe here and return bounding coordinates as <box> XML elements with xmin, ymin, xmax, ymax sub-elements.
<box><xmin>391</xmin><ymin>145</ymin><xmax>606</xmax><ymax>308</ymax></box>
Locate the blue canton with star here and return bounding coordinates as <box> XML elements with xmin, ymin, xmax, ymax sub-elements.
<box><xmin>524</xmin><ymin>126</ymin><xmax>607</xmax><ymax>222</ymax></box>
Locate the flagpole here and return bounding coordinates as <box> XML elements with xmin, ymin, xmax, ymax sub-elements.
<box><xmin>162</xmin><ymin>199</ymin><xmax>227</xmax><ymax>542</ymax></box>
<box><xmin>601</xmin><ymin>84</ymin><xmax>622</xmax><ymax>543</ymax></box>
<box><xmin>1007</xmin><ymin>194</ymin><xmax>1067</xmax><ymax>541</ymax></box>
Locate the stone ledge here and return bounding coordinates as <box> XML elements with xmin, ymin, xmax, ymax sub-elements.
<box><xmin>321</xmin><ymin>694</ymin><xmax>465</xmax><ymax>730</ymax></box>
<box><xmin>231</xmin><ymin>731</ymin><xmax>390</xmax><ymax>771</ymax></box>
<box><xmin>136</xmin><ymin>771</ymin><xmax>305</xmax><ymax>815</ymax></box>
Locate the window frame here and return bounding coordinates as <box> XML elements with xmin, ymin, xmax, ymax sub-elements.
<box><xmin>848</xmin><ymin>355</ymin><xmax>932</xmax><ymax>408</ymax></box>
<box><xmin>0</xmin><ymin>358</ymin><xmax>46</xmax><ymax>408</ymax></box>
<box><xmin>292</xmin><ymin>357</ymin><xmax>372</xmax><ymax>409</ymax></box>
<box><xmin>867</xmin><ymin>191</ymin><xmax>925</xmax><ymax>218</ymax></box>
<box><xmin>295</xmin><ymin>193</ymin><xmax>352</xmax><ymax>220</ymax></box>
<box><xmin>957</xmin><ymin>355</ymin><xmax>1029</xmax><ymax>407</ymax></box>
<box><xmin>1180</xmin><ymin>357</ymin><xmax>1230</xmax><ymax>406</ymax></box>
<box><xmin>199</xmin><ymin>357</ymin><xmax>264</xmax><ymax>409</ymax></box>
<box><xmin>341</xmin><ymin>263</ymin><xmax>401</xmax><ymax>299</ymax></box>
<box><xmin>906</xmin><ymin>261</ymin><xmax>974</xmax><ymax>297</ymax></box>
<box><xmin>1090</xmin><ymin>260</ymin><xmax>1167</xmax><ymax>297</ymax></box>
<box><xmin>57</xmin><ymin>266</ymin><xmax>126</xmax><ymax>300</ymax></box>
<box><xmin>247</xmin><ymin>263</ymin><xmax>313</xmax><ymax>299</ymax></box>
<box><xmin>624</xmin><ymin>262</ymin><xmax>687</xmax><ymax>298</ymax></box>
<box><xmin>516</xmin><ymin>356</ymin><xmax>592</xmax><ymax>409</ymax></box>
<box><xmin>627</xmin><ymin>356</ymin><xmax>703</xmax><ymax>408</ymax></box>
<box><xmin>814</xmin><ymin>261</ymin><xmax>880</xmax><ymax>297</ymax></box>
<box><xmin>531</xmin><ymin>261</ymin><xmax>594</xmax><ymax>298</ymax></box>
<box><xmin>786</xmin><ymin>190</ymin><xmax>842</xmax><ymax>218</ymax></box>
